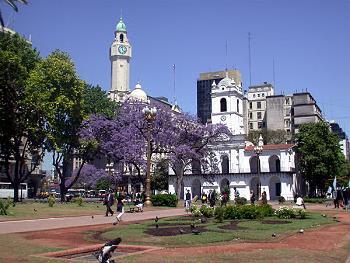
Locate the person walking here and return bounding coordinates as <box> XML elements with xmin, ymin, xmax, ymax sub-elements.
<box><xmin>201</xmin><ymin>192</ymin><xmax>208</xmax><ymax>204</ymax></box>
<box><xmin>104</xmin><ymin>189</ymin><xmax>115</xmax><ymax>217</ymax></box>
<box><xmin>115</xmin><ymin>196</ymin><xmax>125</xmax><ymax>223</ymax></box>
<box><xmin>185</xmin><ymin>190</ymin><xmax>192</xmax><ymax>210</ymax></box>
<box><xmin>208</xmin><ymin>189</ymin><xmax>216</xmax><ymax>207</ymax></box>
<box><xmin>250</xmin><ymin>190</ymin><xmax>256</xmax><ymax>205</ymax></box>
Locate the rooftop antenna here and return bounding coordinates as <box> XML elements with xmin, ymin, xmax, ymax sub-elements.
<box><xmin>225</xmin><ymin>40</ymin><xmax>228</xmax><ymax>72</ymax></box>
<box><xmin>173</xmin><ymin>64</ymin><xmax>176</xmax><ymax>105</ymax></box>
<box><xmin>272</xmin><ymin>59</ymin><xmax>275</xmax><ymax>86</ymax></box>
<box><xmin>248</xmin><ymin>32</ymin><xmax>252</xmax><ymax>86</ymax></box>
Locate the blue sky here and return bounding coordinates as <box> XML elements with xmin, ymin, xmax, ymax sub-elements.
<box><xmin>2</xmin><ymin>0</ymin><xmax>350</xmax><ymax>170</ymax></box>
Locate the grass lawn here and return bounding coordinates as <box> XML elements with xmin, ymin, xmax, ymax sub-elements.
<box><xmin>122</xmin><ymin>246</ymin><xmax>350</xmax><ymax>263</ymax></box>
<box><xmin>0</xmin><ymin>233</ymin><xmax>63</xmax><ymax>263</ymax></box>
<box><xmin>0</xmin><ymin>200</ymin><xmax>173</xmax><ymax>221</ymax></box>
<box><xmin>98</xmin><ymin>212</ymin><xmax>335</xmax><ymax>247</ymax></box>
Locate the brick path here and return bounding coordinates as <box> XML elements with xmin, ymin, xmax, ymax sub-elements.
<box><xmin>0</xmin><ymin>208</ymin><xmax>186</xmax><ymax>234</ymax></box>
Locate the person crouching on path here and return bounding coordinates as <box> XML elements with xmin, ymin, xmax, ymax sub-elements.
<box><xmin>115</xmin><ymin>196</ymin><xmax>125</xmax><ymax>222</ymax></box>
<box><xmin>104</xmin><ymin>189</ymin><xmax>115</xmax><ymax>217</ymax></box>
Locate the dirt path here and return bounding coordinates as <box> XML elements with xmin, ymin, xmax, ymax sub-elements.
<box><xmin>19</xmin><ymin>208</ymin><xmax>350</xmax><ymax>259</ymax></box>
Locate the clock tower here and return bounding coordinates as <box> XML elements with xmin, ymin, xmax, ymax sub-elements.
<box><xmin>211</xmin><ymin>72</ymin><xmax>245</xmax><ymax>135</ymax></box>
<box><xmin>109</xmin><ymin>17</ymin><xmax>132</xmax><ymax>102</ymax></box>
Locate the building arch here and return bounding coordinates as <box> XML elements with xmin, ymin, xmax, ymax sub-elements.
<box><xmin>269</xmin><ymin>155</ymin><xmax>281</xmax><ymax>172</ymax></box>
<box><xmin>220</xmin><ymin>178</ymin><xmax>230</xmax><ymax>193</ymax></box>
<box><xmin>250</xmin><ymin>176</ymin><xmax>260</xmax><ymax>199</ymax></box>
<box><xmin>191</xmin><ymin>159</ymin><xmax>201</xmax><ymax>174</ymax></box>
<box><xmin>221</xmin><ymin>155</ymin><xmax>229</xmax><ymax>174</ymax></box>
<box><xmin>220</xmin><ymin>98</ymin><xmax>227</xmax><ymax>112</ymax></box>
<box><xmin>249</xmin><ymin>156</ymin><xmax>259</xmax><ymax>173</ymax></box>
<box><xmin>191</xmin><ymin>179</ymin><xmax>201</xmax><ymax>199</ymax></box>
<box><xmin>269</xmin><ymin>176</ymin><xmax>281</xmax><ymax>200</ymax></box>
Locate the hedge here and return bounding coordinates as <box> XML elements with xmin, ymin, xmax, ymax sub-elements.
<box><xmin>151</xmin><ymin>194</ymin><xmax>178</xmax><ymax>207</ymax></box>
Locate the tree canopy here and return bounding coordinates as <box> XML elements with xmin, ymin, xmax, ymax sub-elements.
<box><xmin>81</xmin><ymin>101</ymin><xmax>230</xmax><ymax>198</ymax></box>
<box><xmin>0</xmin><ymin>32</ymin><xmax>42</xmax><ymax>202</ymax></box>
<box><xmin>295</xmin><ymin>122</ymin><xmax>345</xmax><ymax>195</ymax></box>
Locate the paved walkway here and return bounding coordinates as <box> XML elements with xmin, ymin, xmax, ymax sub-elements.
<box><xmin>0</xmin><ymin>208</ymin><xmax>187</xmax><ymax>234</ymax></box>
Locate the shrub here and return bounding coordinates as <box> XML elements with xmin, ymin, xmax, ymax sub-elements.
<box><xmin>190</xmin><ymin>204</ymin><xmax>202</xmax><ymax>217</ymax></box>
<box><xmin>223</xmin><ymin>205</ymin><xmax>241</xmax><ymax>220</ymax></box>
<box><xmin>48</xmin><ymin>195</ymin><xmax>56</xmax><ymax>207</ymax></box>
<box><xmin>151</xmin><ymin>194</ymin><xmax>178</xmax><ymax>207</ymax></box>
<box><xmin>258</xmin><ymin>204</ymin><xmax>274</xmax><ymax>217</ymax></box>
<box><xmin>235</xmin><ymin>197</ymin><xmax>247</xmax><ymax>205</ymax></box>
<box><xmin>200</xmin><ymin>205</ymin><xmax>214</xmax><ymax>218</ymax></box>
<box><xmin>274</xmin><ymin>206</ymin><xmax>296</xmax><ymax>219</ymax></box>
<box><xmin>0</xmin><ymin>197</ymin><xmax>12</xmax><ymax>215</ymax></box>
<box><xmin>240</xmin><ymin>205</ymin><xmax>262</xmax><ymax>219</ymax></box>
<box><xmin>278</xmin><ymin>196</ymin><xmax>285</xmax><ymax>204</ymax></box>
<box><xmin>298</xmin><ymin>209</ymin><xmax>307</xmax><ymax>219</ymax></box>
<box><xmin>74</xmin><ymin>196</ymin><xmax>84</xmax><ymax>206</ymax></box>
<box><xmin>214</xmin><ymin>206</ymin><xmax>225</xmax><ymax>222</ymax></box>
<box><xmin>303</xmin><ymin>198</ymin><xmax>327</xmax><ymax>204</ymax></box>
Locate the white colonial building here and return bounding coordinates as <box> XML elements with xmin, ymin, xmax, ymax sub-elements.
<box><xmin>169</xmin><ymin>74</ymin><xmax>298</xmax><ymax>201</ymax></box>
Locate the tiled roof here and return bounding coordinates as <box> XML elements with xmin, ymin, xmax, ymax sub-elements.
<box><xmin>245</xmin><ymin>144</ymin><xmax>294</xmax><ymax>151</ymax></box>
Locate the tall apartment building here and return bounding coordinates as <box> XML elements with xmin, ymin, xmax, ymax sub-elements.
<box><xmin>197</xmin><ymin>70</ymin><xmax>241</xmax><ymax>124</ymax></box>
<box><xmin>266</xmin><ymin>95</ymin><xmax>293</xmax><ymax>134</ymax></box>
<box><xmin>246</xmin><ymin>82</ymin><xmax>274</xmax><ymax>131</ymax></box>
<box><xmin>291</xmin><ymin>92</ymin><xmax>323</xmax><ymax>134</ymax></box>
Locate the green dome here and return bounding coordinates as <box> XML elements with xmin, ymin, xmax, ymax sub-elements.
<box><xmin>116</xmin><ymin>18</ymin><xmax>126</xmax><ymax>32</ymax></box>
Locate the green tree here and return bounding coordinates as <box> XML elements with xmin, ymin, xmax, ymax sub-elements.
<box><xmin>0</xmin><ymin>32</ymin><xmax>42</xmax><ymax>202</ymax></box>
<box><xmin>151</xmin><ymin>160</ymin><xmax>169</xmax><ymax>191</ymax></box>
<box><xmin>83</xmin><ymin>84</ymin><xmax>118</xmax><ymax>119</ymax></box>
<box><xmin>295</xmin><ymin>122</ymin><xmax>344</xmax><ymax>196</ymax></box>
<box><xmin>26</xmin><ymin>51</ymin><xmax>118</xmax><ymax>201</ymax></box>
<box><xmin>246</xmin><ymin>129</ymin><xmax>287</xmax><ymax>145</ymax></box>
<box><xmin>26</xmin><ymin>50</ymin><xmax>86</xmax><ymax>201</ymax></box>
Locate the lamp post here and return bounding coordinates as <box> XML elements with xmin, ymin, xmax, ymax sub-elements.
<box><xmin>105</xmin><ymin>162</ymin><xmax>114</xmax><ymax>190</ymax></box>
<box><xmin>253</xmin><ymin>135</ymin><xmax>264</xmax><ymax>199</ymax></box>
<box><xmin>142</xmin><ymin>106</ymin><xmax>157</xmax><ymax>206</ymax></box>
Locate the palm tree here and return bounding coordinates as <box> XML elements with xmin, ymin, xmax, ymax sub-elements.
<box><xmin>0</xmin><ymin>0</ymin><xmax>27</xmax><ymax>28</ymax></box>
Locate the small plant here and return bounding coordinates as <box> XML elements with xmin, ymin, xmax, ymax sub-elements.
<box><xmin>278</xmin><ymin>196</ymin><xmax>286</xmax><ymax>204</ymax></box>
<box><xmin>258</xmin><ymin>204</ymin><xmax>274</xmax><ymax>217</ymax></box>
<box><xmin>151</xmin><ymin>194</ymin><xmax>178</xmax><ymax>207</ymax></box>
<box><xmin>48</xmin><ymin>195</ymin><xmax>56</xmax><ymax>207</ymax></box>
<box><xmin>0</xmin><ymin>197</ymin><xmax>13</xmax><ymax>215</ymax></box>
<box><xmin>298</xmin><ymin>209</ymin><xmax>307</xmax><ymax>219</ymax></box>
<box><xmin>214</xmin><ymin>206</ymin><xmax>225</xmax><ymax>222</ymax></box>
<box><xmin>190</xmin><ymin>204</ymin><xmax>202</xmax><ymax>217</ymax></box>
<box><xmin>74</xmin><ymin>196</ymin><xmax>84</xmax><ymax>206</ymax></box>
<box><xmin>199</xmin><ymin>205</ymin><xmax>214</xmax><ymax>218</ymax></box>
<box><xmin>274</xmin><ymin>206</ymin><xmax>296</xmax><ymax>219</ymax></box>
<box><xmin>235</xmin><ymin>197</ymin><xmax>247</xmax><ymax>205</ymax></box>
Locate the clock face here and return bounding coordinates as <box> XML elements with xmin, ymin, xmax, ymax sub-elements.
<box><xmin>118</xmin><ymin>45</ymin><xmax>127</xmax><ymax>54</ymax></box>
<box><xmin>221</xmin><ymin>115</ymin><xmax>226</xmax><ymax>121</ymax></box>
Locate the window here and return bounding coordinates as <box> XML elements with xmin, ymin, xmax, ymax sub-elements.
<box><xmin>285</xmin><ymin>98</ymin><xmax>290</xmax><ymax>105</ymax></box>
<box><xmin>120</xmin><ymin>34</ymin><xmax>124</xmax><ymax>42</ymax></box>
<box><xmin>253</xmin><ymin>94</ymin><xmax>256</xmax><ymax>98</ymax></box>
<box><xmin>249</xmin><ymin>112</ymin><xmax>253</xmax><ymax>119</ymax></box>
<box><xmin>237</xmin><ymin>99</ymin><xmax>239</xmax><ymax>113</ymax></box>
<box><xmin>257</xmin><ymin>112</ymin><xmax>262</xmax><ymax>119</ymax></box>
<box><xmin>249</xmin><ymin>102</ymin><xmax>252</xmax><ymax>109</ymax></box>
<box><xmin>262</xmin><ymin>93</ymin><xmax>265</xmax><ymax>97</ymax></box>
<box><xmin>220</xmin><ymin>98</ymin><xmax>227</xmax><ymax>112</ymax></box>
<box><xmin>249</xmin><ymin>123</ymin><xmax>253</xmax><ymax>129</ymax></box>
<box><xmin>221</xmin><ymin>155</ymin><xmax>229</xmax><ymax>174</ymax></box>
<box><xmin>258</xmin><ymin>94</ymin><xmax>260</xmax><ymax>97</ymax></box>
<box><xmin>257</xmin><ymin>101</ymin><xmax>261</xmax><ymax>109</ymax></box>
<box><xmin>258</xmin><ymin>122</ymin><xmax>263</xmax><ymax>129</ymax></box>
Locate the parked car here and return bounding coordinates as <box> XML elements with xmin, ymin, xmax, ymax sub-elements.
<box><xmin>98</xmin><ymin>190</ymin><xmax>106</xmax><ymax>200</ymax></box>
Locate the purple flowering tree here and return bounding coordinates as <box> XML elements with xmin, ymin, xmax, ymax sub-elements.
<box><xmin>80</xmin><ymin>101</ymin><xmax>230</xmax><ymax>199</ymax></box>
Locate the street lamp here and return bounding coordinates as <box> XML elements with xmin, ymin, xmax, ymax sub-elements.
<box><xmin>253</xmin><ymin>135</ymin><xmax>264</xmax><ymax>199</ymax></box>
<box><xmin>142</xmin><ymin>106</ymin><xmax>157</xmax><ymax>206</ymax></box>
<box><xmin>105</xmin><ymin>162</ymin><xmax>115</xmax><ymax>190</ymax></box>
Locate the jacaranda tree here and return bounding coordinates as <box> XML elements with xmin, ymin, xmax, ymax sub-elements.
<box><xmin>80</xmin><ymin>100</ymin><xmax>230</xmax><ymax>199</ymax></box>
